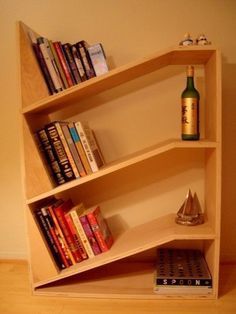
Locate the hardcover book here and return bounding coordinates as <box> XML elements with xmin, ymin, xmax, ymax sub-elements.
<box><xmin>35</xmin><ymin>128</ymin><xmax>66</xmax><ymax>186</ymax></box>
<box><xmin>154</xmin><ymin>248</ymin><xmax>212</xmax><ymax>294</ymax></box>
<box><xmin>45</xmin><ymin>122</ymin><xmax>76</xmax><ymax>182</ymax></box>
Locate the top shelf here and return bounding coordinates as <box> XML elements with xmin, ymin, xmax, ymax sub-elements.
<box><xmin>22</xmin><ymin>45</ymin><xmax>218</xmax><ymax>115</ymax></box>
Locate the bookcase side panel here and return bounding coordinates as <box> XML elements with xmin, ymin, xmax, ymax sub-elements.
<box><xmin>26</xmin><ymin>207</ymin><xmax>59</xmax><ymax>284</ymax></box>
<box><xmin>23</xmin><ymin>116</ymin><xmax>53</xmax><ymax>198</ymax></box>
<box><xmin>19</xmin><ymin>22</ymin><xmax>49</xmax><ymax>107</ymax></box>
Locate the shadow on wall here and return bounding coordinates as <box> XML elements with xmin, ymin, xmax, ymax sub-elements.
<box><xmin>221</xmin><ymin>61</ymin><xmax>236</xmax><ymax>262</ymax></box>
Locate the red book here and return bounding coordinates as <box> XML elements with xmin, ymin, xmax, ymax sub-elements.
<box><xmin>86</xmin><ymin>206</ymin><xmax>113</xmax><ymax>252</ymax></box>
<box><xmin>53</xmin><ymin>199</ymin><xmax>83</xmax><ymax>263</ymax></box>
<box><xmin>53</xmin><ymin>41</ymin><xmax>74</xmax><ymax>87</ymax></box>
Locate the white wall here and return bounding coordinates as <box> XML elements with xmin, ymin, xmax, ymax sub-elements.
<box><xmin>0</xmin><ymin>0</ymin><xmax>236</xmax><ymax>261</ymax></box>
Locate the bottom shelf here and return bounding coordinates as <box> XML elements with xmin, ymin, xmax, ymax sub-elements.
<box><xmin>34</xmin><ymin>261</ymin><xmax>216</xmax><ymax>299</ymax></box>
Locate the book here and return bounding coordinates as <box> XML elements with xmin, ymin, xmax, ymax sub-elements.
<box><xmin>45</xmin><ymin>122</ymin><xmax>76</xmax><ymax>182</ymax></box>
<box><xmin>75</xmin><ymin>121</ymin><xmax>104</xmax><ymax>172</ymax></box>
<box><xmin>35</xmin><ymin>128</ymin><xmax>66</xmax><ymax>186</ymax></box>
<box><xmin>76</xmin><ymin>41</ymin><xmax>96</xmax><ymax>79</ymax></box>
<box><xmin>88</xmin><ymin>43</ymin><xmax>109</xmax><ymax>76</ymax></box>
<box><xmin>41</xmin><ymin>204</ymin><xmax>72</xmax><ymax>268</ymax></box>
<box><xmin>68</xmin><ymin>203</ymin><xmax>96</xmax><ymax>258</ymax></box>
<box><xmin>71</xmin><ymin>45</ymin><xmax>87</xmax><ymax>82</ymax></box>
<box><xmin>34</xmin><ymin>204</ymin><xmax>66</xmax><ymax>270</ymax></box>
<box><xmin>47</xmin><ymin>200</ymin><xmax>75</xmax><ymax>266</ymax></box>
<box><xmin>28</xmin><ymin>29</ymin><xmax>55</xmax><ymax>95</ymax></box>
<box><xmin>154</xmin><ymin>249</ymin><xmax>212</xmax><ymax>294</ymax></box>
<box><xmin>53</xmin><ymin>41</ymin><xmax>75</xmax><ymax>87</ymax></box>
<box><xmin>49</xmin><ymin>40</ymin><xmax>69</xmax><ymax>89</ymax></box>
<box><xmin>64</xmin><ymin>210</ymin><xmax>88</xmax><ymax>260</ymax></box>
<box><xmin>37</xmin><ymin>37</ymin><xmax>63</xmax><ymax>93</ymax></box>
<box><xmin>52</xmin><ymin>199</ymin><xmax>83</xmax><ymax>263</ymax></box>
<box><xmin>62</xmin><ymin>43</ymin><xmax>82</xmax><ymax>84</ymax></box>
<box><xmin>68</xmin><ymin>122</ymin><xmax>92</xmax><ymax>175</ymax></box>
<box><xmin>85</xmin><ymin>205</ymin><xmax>113</xmax><ymax>252</ymax></box>
<box><xmin>60</xmin><ymin>123</ymin><xmax>86</xmax><ymax>177</ymax></box>
<box><xmin>79</xmin><ymin>213</ymin><xmax>101</xmax><ymax>256</ymax></box>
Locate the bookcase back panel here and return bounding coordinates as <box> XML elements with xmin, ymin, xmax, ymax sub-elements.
<box><xmin>48</xmin><ymin>66</ymin><xmax>206</xmax><ymax>164</ymax></box>
<box><xmin>65</xmin><ymin>149</ymin><xmax>205</xmax><ymax>231</ymax></box>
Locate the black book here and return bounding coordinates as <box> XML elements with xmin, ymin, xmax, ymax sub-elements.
<box><xmin>76</xmin><ymin>41</ymin><xmax>96</xmax><ymax>79</ymax></box>
<box><xmin>35</xmin><ymin>128</ymin><xmax>66</xmax><ymax>186</ymax></box>
<box><xmin>34</xmin><ymin>206</ymin><xmax>66</xmax><ymax>270</ymax></box>
<box><xmin>45</xmin><ymin>122</ymin><xmax>76</xmax><ymax>182</ymax></box>
<box><xmin>71</xmin><ymin>44</ymin><xmax>87</xmax><ymax>82</ymax></box>
<box><xmin>62</xmin><ymin>43</ymin><xmax>81</xmax><ymax>84</ymax></box>
<box><xmin>32</xmin><ymin>42</ymin><xmax>55</xmax><ymax>95</ymax></box>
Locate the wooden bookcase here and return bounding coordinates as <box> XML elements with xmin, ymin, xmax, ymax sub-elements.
<box><xmin>19</xmin><ymin>21</ymin><xmax>221</xmax><ymax>299</ymax></box>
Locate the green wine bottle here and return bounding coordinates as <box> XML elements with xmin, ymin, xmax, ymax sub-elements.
<box><xmin>181</xmin><ymin>65</ymin><xmax>200</xmax><ymax>140</ymax></box>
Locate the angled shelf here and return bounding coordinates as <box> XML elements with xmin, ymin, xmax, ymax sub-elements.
<box><xmin>19</xmin><ymin>21</ymin><xmax>221</xmax><ymax>299</ymax></box>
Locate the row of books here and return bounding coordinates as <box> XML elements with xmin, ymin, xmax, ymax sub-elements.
<box><xmin>35</xmin><ymin>120</ymin><xmax>105</xmax><ymax>186</ymax></box>
<box><xmin>154</xmin><ymin>248</ymin><xmax>212</xmax><ymax>295</ymax></box>
<box><xmin>34</xmin><ymin>198</ymin><xmax>113</xmax><ymax>270</ymax></box>
<box><xmin>29</xmin><ymin>30</ymin><xmax>109</xmax><ymax>95</ymax></box>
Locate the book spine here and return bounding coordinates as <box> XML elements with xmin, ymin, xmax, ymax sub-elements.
<box><xmin>68</xmin><ymin>122</ymin><xmax>92</xmax><ymax>175</ymax></box>
<box><xmin>62</xmin><ymin>43</ymin><xmax>82</xmax><ymax>84</ymax></box>
<box><xmin>88</xmin><ymin>43</ymin><xmax>109</xmax><ymax>76</ymax></box>
<box><xmin>79</xmin><ymin>215</ymin><xmax>101</xmax><ymax>255</ymax></box>
<box><xmin>86</xmin><ymin>207</ymin><xmax>111</xmax><ymax>252</ymax></box>
<box><xmin>34</xmin><ymin>208</ymin><xmax>66</xmax><ymax>270</ymax></box>
<box><xmin>155</xmin><ymin>278</ymin><xmax>212</xmax><ymax>286</ymax></box>
<box><xmin>76</xmin><ymin>41</ymin><xmax>96</xmax><ymax>79</ymax></box>
<box><xmin>53</xmin><ymin>201</ymin><xmax>83</xmax><ymax>263</ymax></box>
<box><xmin>75</xmin><ymin>121</ymin><xmax>103</xmax><ymax>172</ymax></box>
<box><xmin>35</xmin><ymin>128</ymin><xmax>66</xmax><ymax>186</ymax></box>
<box><xmin>53</xmin><ymin>41</ymin><xmax>75</xmax><ymax>87</ymax></box>
<box><xmin>70</xmin><ymin>209</ymin><xmax>95</xmax><ymax>258</ymax></box>
<box><xmin>41</xmin><ymin>206</ymin><xmax>71</xmax><ymax>268</ymax></box>
<box><xmin>71</xmin><ymin>45</ymin><xmax>87</xmax><ymax>82</ymax></box>
<box><xmin>64</xmin><ymin>212</ymin><xmax>88</xmax><ymax>260</ymax></box>
<box><xmin>48</xmin><ymin>203</ymin><xmax>75</xmax><ymax>265</ymax></box>
<box><xmin>84</xmin><ymin>126</ymin><xmax>104</xmax><ymax>168</ymax></box>
<box><xmin>49</xmin><ymin>40</ymin><xmax>69</xmax><ymax>89</ymax></box>
<box><xmin>61</xmin><ymin>123</ymin><xmax>86</xmax><ymax>177</ymax></box>
<box><xmin>45</xmin><ymin>122</ymin><xmax>75</xmax><ymax>182</ymax></box>
<box><xmin>37</xmin><ymin>37</ymin><xmax>63</xmax><ymax>93</ymax></box>
<box><xmin>55</xmin><ymin>122</ymin><xmax>80</xmax><ymax>178</ymax></box>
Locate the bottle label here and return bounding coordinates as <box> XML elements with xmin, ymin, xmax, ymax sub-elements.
<box><xmin>182</xmin><ymin>98</ymin><xmax>198</xmax><ymax>135</ymax></box>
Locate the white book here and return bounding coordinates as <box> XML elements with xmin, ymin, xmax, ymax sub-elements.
<box><xmin>69</xmin><ymin>204</ymin><xmax>95</xmax><ymax>259</ymax></box>
<box><xmin>37</xmin><ymin>37</ymin><xmax>63</xmax><ymax>93</ymax></box>
<box><xmin>88</xmin><ymin>43</ymin><xmax>109</xmax><ymax>76</ymax></box>
<box><xmin>75</xmin><ymin>121</ymin><xmax>104</xmax><ymax>173</ymax></box>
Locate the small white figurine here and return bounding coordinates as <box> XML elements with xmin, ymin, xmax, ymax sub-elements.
<box><xmin>196</xmin><ymin>34</ymin><xmax>211</xmax><ymax>45</ymax></box>
<box><xmin>179</xmin><ymin>33</ymin><xmax>194</xmax><ymax>46</ymax></box>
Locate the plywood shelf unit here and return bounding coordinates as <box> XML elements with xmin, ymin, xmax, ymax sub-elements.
<box><xmin>19</xmin><ymin>21</ymin><xmax>221</xmax><ymax>299</ymax></box>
